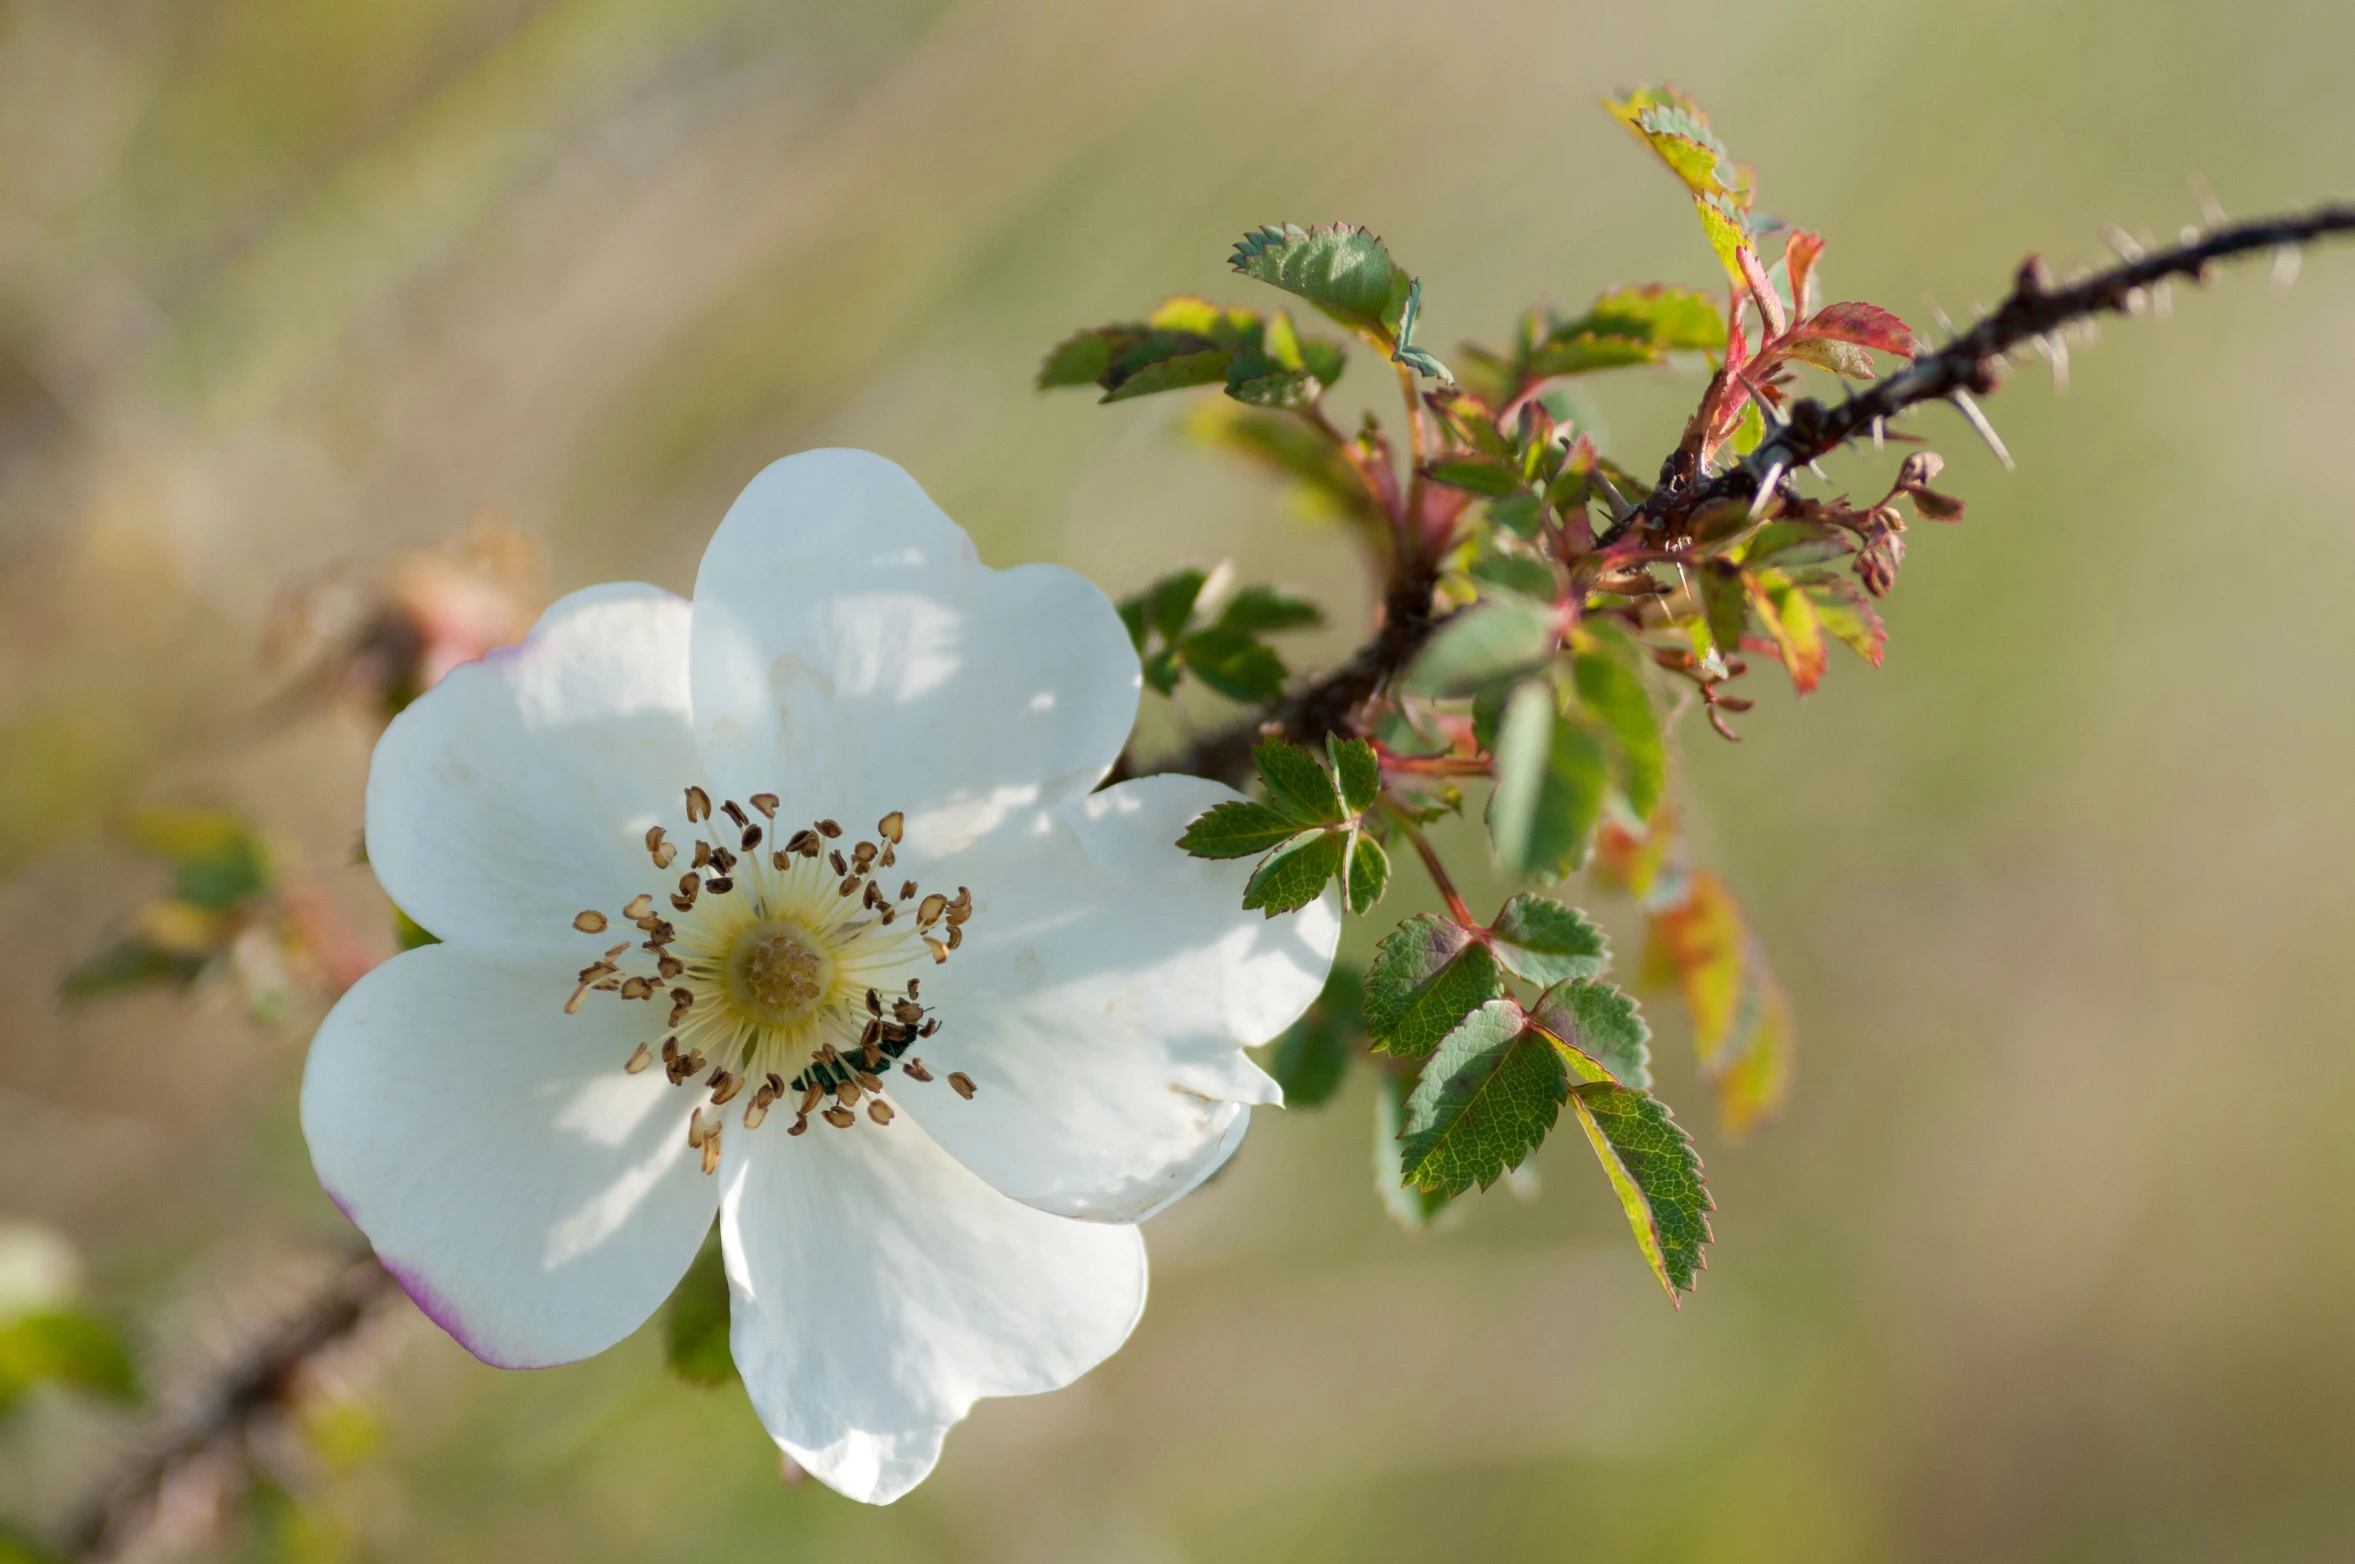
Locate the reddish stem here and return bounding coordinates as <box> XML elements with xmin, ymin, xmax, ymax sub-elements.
<box><xmin>1383</xmin><ymin>798</ymin><xmax>1477</xmax><ymax>929</ymax></box>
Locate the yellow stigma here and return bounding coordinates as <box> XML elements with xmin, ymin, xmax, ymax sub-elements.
<box><xmin>725</xmin><ymin>919</ymin><xmax>836</xmax><ymax>1026</ymax></box>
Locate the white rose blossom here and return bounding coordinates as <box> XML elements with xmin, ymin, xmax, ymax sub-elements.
<box><xmin>301</xmin><ymin>450</ymin><xmax>1338</xmax><ymax>1503</ymax></box>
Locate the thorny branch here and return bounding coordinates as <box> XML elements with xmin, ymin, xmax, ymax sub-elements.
<box><xmin>1613</xmin><ymin>201</ymin><xmax>2355</xmax><ymax>542</ymax></box>
<box><xmin>59</xmin><ymin>1252</ymin><xmax>398</xmax><ymax>1563</ymax></box>
<box><xmin>1145</xmin><ymin>202</ymin><xmax>2355</xmax><ymax>784</ymax></box>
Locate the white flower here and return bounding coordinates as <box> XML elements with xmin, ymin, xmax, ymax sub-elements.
<box><xmin>300</xmin><ymin>450</ymin><xmax>1337</xmax><ymax>1503</ymax></box>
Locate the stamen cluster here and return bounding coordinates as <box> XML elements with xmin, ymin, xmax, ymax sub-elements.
<box><xmin>564</xmin><ymin>788</ymin><xmax>979</xmax><ymax>1173</ymax></box>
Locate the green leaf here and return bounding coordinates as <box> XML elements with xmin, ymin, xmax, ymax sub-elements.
<box><xmin>1488</xmin><ymin>894</ymin><xmax>1609</xmax><ymax>986</ymax></box>
<box><xmin>1254</xmin><ymin>741</ymin><xmax>1344</xmax><ymax>825</ymax></box>
<box><xmin>1604</xmin><ymin>86</ymin><xmax>1755</xmax><ymax>284</ymax></box>
<box><xmin>1397</xmin><ymin>1001</ymin><xmax>1567</xmax><ymax>1196</ymax></box>
<box><xmin>1146</xmin><ymin>294</ymin><xmax>1265</xmax><ymax>347</ymax></box>
<box><xmin>1488</xmin><ymin>683</ymin><xmax>1608</xmax><ymax>879</ymax></box>
<box><xmin>1327</xmin><ymin>735</ymin><xmax>1381</xmax><ymax>817</ymax></box>
<box><xmin>1530</xmin><ymin>978</ymin><xmax>1653</xmax><ymax>1088</ymax></box>
<box><xmin>1525</xmin><ymin>332</ymin><xmax>1661</xmax><ymax>379</ymax></box>
<box><xmin>1693</xmin><ymin>560</ymin><xmax>1750</xmax><ymax>671</ymax></box>
<box><xmin>394</xmin><ymin>908</ymin><xmax>440</xmax><ymax>951</ymax></box>
<box><xmin>1142</xmin><ymin>647</ymin><xmax>1183</xmax><ymax>695</ymax></box>
<box><xmin>1469</xmin><ymin>552</ymin><xmax>1559</xmax><ymax>600</ymax></box>
<box><xmin>1807</xmin><ymin>578</ymin><xmax>1887</xmax><ymax>667</ymax></box>
<box><xmin>1421</xmin><ymin>457</ymin><xmax>1523</xmax><ymax>496</ymax></box>
<box><xmin>0</xmin><ymin>1310</ymin><xmax>138</xmax><ymax>1416</ymax></box>
<box><xmin>1102</xmin><ymin>348</ymin><xmax>1231</xmax><ymax>403</ymax></box>
<box><xmin>1739</xmin><ymin>521</ymin><xmax>1854</xmax><ymax>569</ymax></box>
<box><xmin>1645</xmin><ymin>871</ymin><xmax>1793</xmax><ymax>1137</ymax></box>
<box><xmin>1177</xmin><ymin>800</ymin><xmax>1304</xmax><ymax>860</ymax></box>
<box><xmin>1390</xmin><ymin>277</ymin><xmax>1454</xmax><ymax>382</ymax></box>
<box><xmin>1751</xmin><ymin>570</ymin><xmax>1829</xmax><ymax>696</ymax></box>
<box><xmin>59</xmin><ymin>937</ymin><xmax>200</xmax><ymax>1002</ymax></box>
<box><xmin>1215</xmin><ymin>585</ymin><xmax>1323</xmax><ymax>635</ymax></box>
<box><xmin>1573</xmin><ymin>655</ymin><xmax>1666</xmax><ymax>820</ymax></box>
<box><xmin>1569</xmin><ymin>1084</ymin><xmax>1712</xmax><ymax>1301</ymax></box>
<box><xmin>1147</xmin><ymin>568</ymin><xmax>1209</xmax><ymax>643</ymax></box>
<box><xmin>1242</xmin><ymin>831</ymin><xmax>1345</xmax><ymax>916</ymax></box>
<box><xmin>1265</xmin><ymin>964</ymin><xmax>1362</xmax><ymax>1108</ymax></box>
<box><xmin>1230</xmin><ymin>223</ymin><xmax>1413</xmax><ymax>340</ymax></box>
<box><xmin>1363</xmin><ymin>914</ymin><xmax>1507</xmax><ymax>1058</ymax></box>
<box><xmin>1343</xmin><ymin>829</ymin><xmax>1390</xmax><ymax>915</ymax></box>
<box><xmin>129</xmin><ymin>809</ymin><xmax>271</xmax><ymax>911</ymax></box>
<box><xmin>1180</xmin><ymin>627</ymin><xmax>1289</xmax><ymax>702</ymax></box>
<box><xmin>1374</xmin><ymin>1075</ymin><xmax>1455</xmax><ymax>1228</ymax></box>
<box><xmin>1730</xmin><ymin>397</ymin><xmax>1766</xmax><ymax>457</ymax></box>
<box><xmin>1560</xmin><ymin>284</ymin><xmax>1727</xmax><ymax>353</ymax></box>
<box><xmin>1189</xmin><ymin>402</ymin><xmax>1382</xmax><ymax>528</ymax></box>
<box><xmin>662</xmin><ymin>1233</ymin><xmax>736</xmax><ymax>1387</ymax></box>
<box><xmin>1400</xmin><ymin>596</ymin><xmax>1558</xmax><ymax>699</ymax></box>
<box><xmin>1038</xmin><ymin>329</ymin><xmax>1117</xmax><ymax>389</ymax></box>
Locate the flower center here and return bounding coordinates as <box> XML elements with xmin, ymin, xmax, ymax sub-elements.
<box><xmin>726</xmin><ymin>919</ymin><xmax>834</xmax><ymax>1024</ymax></box>
<box><xmin>562</xmin><ymin>790</ymin><xmax>979</xmax><ymax>1174</ymax></box>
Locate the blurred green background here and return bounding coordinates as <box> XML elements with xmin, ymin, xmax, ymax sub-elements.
<box><xmin>1</xmin><ymin>0</ymin><xmax>2351</xmax><ymax>1559</ymax></box>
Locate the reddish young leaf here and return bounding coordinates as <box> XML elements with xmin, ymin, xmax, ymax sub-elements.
<box><xmin>1736</xmin><ymin>243</ymin><xmax>1786</xmax><ymax>337</ymax></box>
<box><xmin>1746</xmin><ymin>571</ymin><xmax>1828</xmax><ymax>696</ymax></box>
<box><xmin>1784</xmin><ymin>228</ymin><xmax>1826</xmax><ymax>314</ymax></box>
<box><xmin>1792</xmin><ymin>301</ymin><xmax>1918</xmax><ymax>359</ymax></box>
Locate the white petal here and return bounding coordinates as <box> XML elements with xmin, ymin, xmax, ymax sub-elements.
<box><xmin>904</xmin><ymin>774</ymin><xmax>1341</xmax><ymax>1222</ymax></box>
<box><xmin>366</xmin><ymin>583</ymin><xmax>697</xmax><ymax>953</ymax></box>
<box><xmin>301</xmin><ymin>943</ymin><xmax>715</xmax><ymax>1369</ymax></box>
<box><xmin>719</xmin><ymin>1110</ymin><xmax>1145</xmax><ymax>1505</ymax></box>
<box><xmin>688</xmin><ymin>450</ymin><xmax>1139</xmax><ymax>855</ymax></box>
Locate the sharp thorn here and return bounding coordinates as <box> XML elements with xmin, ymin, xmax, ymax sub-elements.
<box><xmin>1871</xmin><ymin>417</ymin><xmax>1886</xmax><ymax>451</ymax></box>
<box><xmin>1950</xmin><ymin>390</ymin><xmax>2014</xmax><ymax>471</ymax></box>
<box><xmin>2101</xmin><ymin>224</ymin><xmax>2145</xmax><ymax>263</ymax></box>
<box><xmin>2271</xmin><ymin>246</ymin><xmax>2303</xmax><ymax>291</ymax></box>
<box><xmin>2187</xmin><ymin>173</ymin><xmax>2226</xmax><ymax>230</ymax></box>
<box><xmin>1748</xmin><ymin>461</ymin><xmax>1787</xmax><ymax>521</ymax></box>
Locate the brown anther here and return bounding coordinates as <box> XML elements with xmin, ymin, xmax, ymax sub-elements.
<box><xmin>852</xmin><ymin>842</ymin><xmax>877</xmax><ymax>871</ymax></box>
<box><xmin>946</xmin><ymin>924</ymin><xmax>963</xmax><ymax>951</ymax></box>
<box><xmin>751</xmin><ymin>793</ymin><xmax>778</xmax><ymax>819</ymax></box>
<box><xmin>604</xmin><ymin>941</ymin><xmax>631</xmax><ymax>959</ymax></box>
<box><xmin>818</xmin><ymin>1043</ymin><xmax>841</xmax><ymax>1065</ymax></box>
<box><xmin>893</xmin><ymin>999</ymin><xmax>924</xmax><ymax>1025</ymax></box>
<box><xmin>785</xmin><ymin>829</ymin><xmax>819</xmax><ymax>857</ymax></box>
<box><xmin>624</xmin><ymin>893</ymin><xmax>655</xmax><ymax>921</ymax></box>
<box><xmin>900</xmin><ymin>881</ymin><xmax>919</xmax><ymax>902</ymax></box>
<box><xmin>948</xmin><ymin>1071</ymin><xmax>977</xmax><ymax>1099</ymax></box>
<box><xmin>945</xmin><ymin>888</ymin><xmax>973</xmax><ymax>925</ymax></box>
<box><xmin>711</xmin><ymin>1071</ymin><xmax>744</xmax><ymax>1106</ymax></box>
<box><xmin>878</xmin><ymin>811</ymin><xmax>904</xmax><ymax>844</ymax></box>
<box><xmin>798</xmin><ymin>1085</ymin><xmax>825</xmax><ymax>1116</ymax></box>
<box><xmin>684</xmin><ymin>1049</ymin><xmax>707</xmax><ymax>1074</ymax></box>
<box><xmin>670</xmin><ymin>893</ymin><xmax>694</xmax><ymax>913</ymax></box>
<box><xmin>919</xmin><ymin>1017</ymin><xmax>940</xmax><ymax>1037</ymax></box>
<box><xmin>654</xmin><ymin>842</ymin><xmax>677</xmax><ymax>869</ymax></box>
<box><xmin>862</xmin><ymin>880</ymin><xmax>886</xmax><ymax>912</ymax></box>
<box><xmin>838</xmin><ymin>876</ymin><xmax>860</xmax><ymax>898</ymax></box>
<box><xmin>906</xmin><ymin>979</ymin><xmax>921</xmax><ymax>998</ymax></box>
<box><xmin>821</xmin><ymin>1107</ymin><xmax>855</xmax><ymax>1129</ymax></box>
<box><xmin>657</xmin><ymin>955</ymin><xmax>685</xmax><ymax>981</ymax></box>
<box><xmin>917</xmin><ymin>893</ymin><xmax>948</xmax><ymax>927</ymax></box>
<box><xmin>904</xmin><ymin>1058</ymin><xmax>934</xmax><ymax>1082</ymax></box>
<box><xmin>925</xmin><ymin>938</ymin><xmax>948</xmax><ymax>964</ymax></box>
<box><xmin>701</xmin><ymin>1130</ymin><xmax>721</xmax><ymax>1176</ymax></box>
<box><xmin>766</xmin><ymin>1072</ymin><xmax>785</xmax><ymax>1096</ymax></box>
<box><xmin>577</xmin><ymin>962</ymin><xmax>613</xmax><ymax>983</ymax></box>
<box><xmin>661</xmin><ymin>1038</ymin><xmax>680</xmax><ymax>1062</ymax></box>
<box><xmin>708</xmin><ymin>876</ymin><xmax>735</xmax><ymax>895</ymax></box>
<box><xmin>861</xmin><ymin>1040</ymin><xmax>884</xmax><ymax>1072</ymax></box>
<box><xmin>573</xmin><ymin>910</ymin><xmax>608</xmax><ymax>933</ymax></box>
<box><xmin>816</xmin><ymin>819</ymin><xmax>842</xmax><ymax>839</ymax></box>
<box><xmin>712</xmin><ymin>846</ymin><xmax>736</xmax><ymax>873</ymax></box>
<box><xmin>667</xmin><ymin>1056</ymin><xmax>694</xmax><ymax>1086</ymax></box>
<box><xmin>685</xmin><ymin>787</ymin><xmax>711</xmax><ymax>822</ymax></box>
<box><xmin>772</xmin><ymin>850</ymin><xmax>790</xmax><ymax>871</ymax></box>
<box><xmin>741</xmin><ymin>825</ymin><xmax>762</xmax><ymax>851</ymax></box>
<box><xmin>829</xmin><ymin>849</ymin><xmax>848</xmax><ymax>877</ymax></box>
<box><xmin>625</xmin><ymin>1043</ymin><xmax>654</xmax><ymax>1074</ymax></box>
<box><xmin>743</xmin><ymin>1098</ymin><xmax>770</xmax><ymax>1130</ymax></box>
<box><xmin>834</xmin><ymin>1079</ymin><xmax>862</xmax><ymax>1108</ymax></box>
<box><xmin>868</xmin><ymin>1100</ymin><xmax>896</xmax><ymax>1125</ymax></box>
<box><xmin>860</xmin><ymin>1017</ymin><xmax>882</xmax><ymax>1050</ymax></box>
<box><xmin>620</xmin><ymin>976</ymin><xmax>655</xmax><ymax>1000</ymax></box>
<box><xmin>722</xmin><ymin>799</ymin><xmax>749</xmax><ymax>831</ymax></box>
<box><xmin>865</xmin><ymin>988</ymin><xmax>883</xmax><ymax>1016</ymax></box>
<box><xmin>668</xmin><ymin>989</ymin><xmax>694</xmax><ymax>1025</ymax></box>
<box><xmin>687</xmin><ymin>1109</ymin><xmax>709</xmax><ymax>1149</ymax></box>
<box><xmin>854</xmin><ymin>1069</ymin><xmax>883</xmax><ymax>1094</ymax></box>
<box><xmin>881</xmin><ymin>909</ymin><xmax>896</xmax><ymax>925</ymax></box>
<box><xmin>693</xmin><ymin>840</ymin><xmax>713</xmax><ymax>869</ymax></box>
<box><xmin>879</xmin><ymin>844</ymin><xmax>895</xmax><ymax>869</ymax></box>
<box><xmin>593</xmin><ymin>978</ymin><xmax>621</xmax><ymax>992</ymax></box>
<box><xmin>645</xmin><ymin>825</ymin><xmax>667</xmax><ymax>856</ymax></box>
<box><xmin>788</xmin><ymin>1115</ymin><xmax>809</xmax><ymax>1136</ymax></box>
<box><xmin>677</xmin><ymin>872</ymin><xmax>701</xmax><ymax>902</ymax></box>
